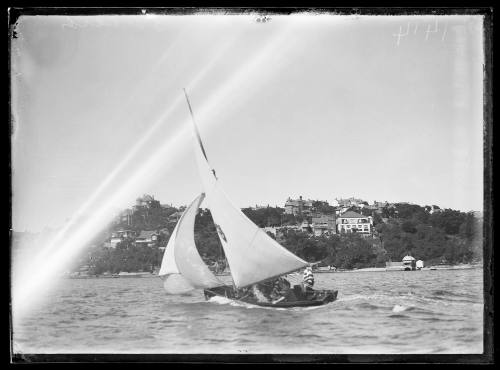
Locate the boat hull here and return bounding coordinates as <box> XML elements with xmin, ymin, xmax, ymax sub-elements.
<box><xmin>204</xmin><ymin>285</ymin><xmax>338</xmax><ymax>308</ymax></box>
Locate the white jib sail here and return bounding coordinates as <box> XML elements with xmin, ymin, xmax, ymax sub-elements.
<box><xmin>191</xmin><ymin>129</ymin><xmax>308</xmax><ymax>289</ymax></box>
<box><xmin>159</xmin><ymin>222</ymin><xmax>194</xmax><ymax>294</ymax></box>
<box><xmin>159</xmin><ymin>193</ymin><xmax>223</xmax><ymax>294</ymax></box>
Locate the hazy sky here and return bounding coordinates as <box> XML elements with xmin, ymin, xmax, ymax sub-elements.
<box><xmin>11</xmin><ymin>13</ymin><xmax>485</xmax><ymax>232</ymax></box>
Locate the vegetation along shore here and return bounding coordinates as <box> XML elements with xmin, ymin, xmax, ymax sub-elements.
<box><xmin>12</xmin><ymin>195</ymin><xmax>483</xmax><ymax>276</ymax></box>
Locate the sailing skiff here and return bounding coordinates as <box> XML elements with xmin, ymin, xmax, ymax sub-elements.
<box><xmin>157</xmin><ymin>90</ymin><xmax>338</xmax><ymax>308</ymax></box>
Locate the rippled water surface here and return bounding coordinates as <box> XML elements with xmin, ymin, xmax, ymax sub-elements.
<box><xmin>13</xmin><ymin>269</ymin><xmax>483</xmax><ymax>354</ymax></box>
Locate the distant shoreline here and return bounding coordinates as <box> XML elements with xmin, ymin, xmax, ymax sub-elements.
<box><xmin>65</xmin><ymin>263</ymin><xmax>482</xmax><ymax>279</ymax></box>
<box><xmin>66</xmin><ymin>272</ymin><xmax>159</xmax><ymax>279</ymax></box>
<box><xmin>330</xmin><ymin>263</ymin><xmax>482</xmax><ymax>273</ymax></box>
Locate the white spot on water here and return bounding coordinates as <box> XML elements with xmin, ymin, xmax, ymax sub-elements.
<box><xmin>392</xmin><ymin>304</ymin><xmax>407</xmax><ymax>313</ymax></box>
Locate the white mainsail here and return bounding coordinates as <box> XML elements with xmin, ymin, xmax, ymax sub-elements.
<box><xmin>159</xmin><ymin>193</ymin><xmax>223</xmax><ymax>294</ymax></box>
<box><xmin>184</xmin><ymin>91</ymin><xmax>308</xmax><ymax>289</ymax></box>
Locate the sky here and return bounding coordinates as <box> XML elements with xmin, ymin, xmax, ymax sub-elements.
<box><xmin>11</xmin><ymin>13</ymin><xmax>485</xmax><ymax>233</ymax></box>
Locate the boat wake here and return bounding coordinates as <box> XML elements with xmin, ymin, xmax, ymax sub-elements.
<box><xmin>208</xmin><ymin>295</ymin><xmax>247</xmax><ymax>307</ymax></box>
<box><xmin>207</xmin><ymin>295</ymin><xmax>328</xmax><ymax>311</ymax></box>
<box><xmin>335</xmin><ymin>289</ymin><xmax>483</xmax><ymax>318</ymax></box>
<box><xmin>337</xmin><ymin>293</ymin><xmax>421</xmax><ymax>313</ymax></box>
<box><xmin>208</xmin><ymin>295</ymin><xmax>285</xmax><ymax>310</ymax></box>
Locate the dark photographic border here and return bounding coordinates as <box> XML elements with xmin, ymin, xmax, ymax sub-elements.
<box><xmin>8</xmin><ymin>6</ymin><xmax>494</xmax><ymax>364</ymax></box>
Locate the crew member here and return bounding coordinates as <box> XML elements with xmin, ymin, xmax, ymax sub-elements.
<box><xmin>252</xmin><ymin>284</ymin><xmax>269</xmax><ymax>303</ymax></box>
<box><xmin>270</xmin><ymin>276</ymin><xmax>291</xmax><ymax>300</ymax></box>
<box><xmin>302</xmin><ymin>266</ymin><xmax>315</xmax><ymax>292</ymax></box>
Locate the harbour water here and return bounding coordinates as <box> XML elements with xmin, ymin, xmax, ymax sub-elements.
<box><xmin>12</xmin><ymin>268</ymin><xmax>483</xmax><ymax>354</ymax></box>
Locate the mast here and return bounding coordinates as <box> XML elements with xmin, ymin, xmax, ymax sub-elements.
<box><xmin>184</xmin><ymin>88</ymin><xmax>223</xmax><ymax>272</ymax></box>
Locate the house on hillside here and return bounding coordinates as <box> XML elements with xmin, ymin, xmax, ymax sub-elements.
<box><xmin>135</xmin><ymin>230</ymin><xmax>160</xmax><ymax>247</ymax></box>
<box><xmin>424</xmin><ymin>205</ymin><xmax>443</xmax><ymax>214</ymax></box>
<box><xmin>284</xmin><ymin>196</ymin><xmax>314</xmax><ymax>216</ymax></box>
<box><xmin>311</xmin><ymin>214</ymin><xmax>336</xmax><ymax>236</ymax></box>
<box><xmin>113</xmin><ymin>230</ymin><xmax>137</xmax><ymax>239</ymax></box>
<box><xmin>133</xmin><ymin>194</ymin><xmax>161</xmax><ymax>210</ymax></box>
<box><xmin>337</xmin><ymin>210</ymin><xmax>373</xmax><ymax>234</ymax></box>
<box><xmin>373</xmin><ymin>200</ymin><xmax>387</xmax><ymax>207</ymax></box>
<box><xmin>335</xmin><ymin>206</ymin><xmax>352</xmax><ymax>216</ymax></box>
<box><xmin>110</xmin><ymin>229</ymin><xmax>137</xmax><ymax>247</ymax></box>
<box><xmin>372</xmin><ymin>201</ymin><xmax>396</xmax><ymax>214</ymax></box>
<box><xmin>109</xmin><ymin>236</ymin><xmax>123</xmax><ymax>248</ymax></box>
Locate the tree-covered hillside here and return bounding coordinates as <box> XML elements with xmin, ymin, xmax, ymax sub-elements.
<box><xmin>74</xmin><ymin>199</ymin><xmax>483</xmax><ymax>274</ymax></box>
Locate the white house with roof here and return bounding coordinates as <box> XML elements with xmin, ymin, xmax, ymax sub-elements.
<box><xmin>337</xmin><ymin>210</ymin><xmax>373</xmax><ymax>234</ymax></box>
